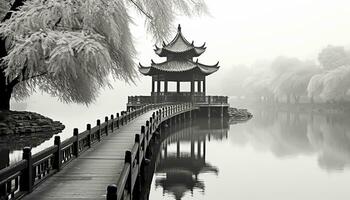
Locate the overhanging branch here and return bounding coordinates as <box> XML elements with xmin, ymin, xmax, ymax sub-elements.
<box><xmin>128</xmin><ymin>0</ymin><xmax>153</xmax><ymax>20</ymax></box>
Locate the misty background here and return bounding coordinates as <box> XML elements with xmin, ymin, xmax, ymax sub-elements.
<box><xmin>11</xmin><ymin>0</ymin><xmax>350</xmax><ymax>137</ymax></box>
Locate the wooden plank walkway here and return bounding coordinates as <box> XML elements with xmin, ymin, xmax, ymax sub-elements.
<box><xmin>22</xmin><ymin>110</ymin><xmax>156</xmax><ymax>200</ymax></box>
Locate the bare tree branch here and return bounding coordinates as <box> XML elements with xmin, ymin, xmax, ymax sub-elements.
<box><xmin>128</xmin><ymin>0</ymin><xmax>153</xmax><ymax>20</ymax></box>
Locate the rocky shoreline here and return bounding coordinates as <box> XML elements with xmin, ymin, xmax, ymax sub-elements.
<box><xmin>0</xmin><ymin>111</ymin><xmax>65</xmax><ymax>135</ymax></box>
<box><xmin>227</xmin><ymin>107</ymin><xmax>253</xmax><ymax>122</ymax></box>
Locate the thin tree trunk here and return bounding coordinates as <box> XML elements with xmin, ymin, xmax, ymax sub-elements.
<box><xmin>0</xmin><ymin>72</ymin><xmax>11</xmax><ymax>111</ymax></box>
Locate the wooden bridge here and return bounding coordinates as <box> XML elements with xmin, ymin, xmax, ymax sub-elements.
<box><xmin>0</xmin><ymin>103</ymin><xmax>196</xmax><ymax>200</ymax></box>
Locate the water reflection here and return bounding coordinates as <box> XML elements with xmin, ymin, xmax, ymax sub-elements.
<box><xmin>0</xmin><ymin>130</ymin><xmax>59</xmax><ymax>165</ymax></box>
<box><xmin>153</xmin><ymin>118</ymin><xmax>228</xmax><ymax>200</ymax></box>
<box><xmin>230</xmin><ymin>109</ymin><xmax>350</xmax><ymax>171</ymax></box>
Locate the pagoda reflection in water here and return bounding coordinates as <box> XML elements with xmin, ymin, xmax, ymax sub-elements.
<box><xmin>153</xmin><ymin>118</ymin><xmax>229</xmax><ymax>200</ymax></box>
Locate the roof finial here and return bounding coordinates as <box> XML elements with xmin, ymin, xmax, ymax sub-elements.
<box><xmin>178</xmin><ymin>24</ymin><xmax>181</xmax><ymax>32</ymax></box>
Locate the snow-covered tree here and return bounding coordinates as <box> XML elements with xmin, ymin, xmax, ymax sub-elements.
<box><xmin>243</xmin><ymin>61</ymin><xmax>274</xmax><ymax>102</ymax></box>
<box><xmin>0</xmin><ymin>0</ymin><xmax>208</xmax><ymax>110</ymax></box>
<box><xmin>308</xmin><ymin>45</ymin><xmax>350</xmax><ymax>102</ymax></box>
<box><xmin>318</xmin><ymin>45</ymin><xmax>350</xmax><ymax>70</ymax></box>
<box><xmin>270</xmin><ymin>57</ymin><xmax>319</xmax><ymax>103</ymax></box>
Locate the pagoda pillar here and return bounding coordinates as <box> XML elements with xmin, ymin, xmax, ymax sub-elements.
<box><xmin>176</xmin><ymin>141</ymin><xmax>180</xmax><ymax>158</ymax></box>
<box><xmin>198</xmin><ymin>81</ymin><xmax>201</xmax><ymax>94</ymax></box>
<box><xmin>152</xmin><ymin>80</ymin><xmax>155</xmax><ymax>93</ymax></box>
<box><xmin>191</xmin><ymin>78</ymin><xmax>194</xmax><ymax>94</ymax></box>
<box><xmin>203</xmin><ymin>79</ymin><xmax>206</xmax><ymax>95</ymax></box>
<box><xmin>157</xmin><ymin>80</ymin><xmax>160</xmax><ymax>93</ymax></box>
<box><xmin>190</xmin><ymin>140</ymin><xmax>195</xmax><ymax>158</ymax></box>
<box><xmin>164</xmin><ymin>81</ymin><xmax>168</xmax><ymax>93</ymax></box>
<box><xmin>203</xmin><ymin>140</ymin><xmax>206</xmax><ymax>160</ymax></box>
<box><xmin>197</xmin><ymin>140</ymin><xmax>201</xmax><ymax>158</ymax></box>
<box><xmin>177</xmin><ymin>81</ymin><xmax>180</xmax><ymax>93</ymax></box>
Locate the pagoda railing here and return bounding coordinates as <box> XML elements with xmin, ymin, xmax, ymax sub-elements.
<box><xmin>127</xmin><ymin>95</ymin><xmax>228</xmax><ymax>107</ymax></box>
<box><xmin>193</xmin><ymin>96</ymin><xmax>228</xmax><ymax>105</ymax></box>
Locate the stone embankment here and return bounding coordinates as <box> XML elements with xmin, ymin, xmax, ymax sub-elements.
<box><xmin>0</xmin><ymin>111</ymin><xmax>65</xmax><ymax>135</ymax></box>
<box><xmin>227</xmin><ymin>107</ymin><xmax>253</xmax><ymax>122</ymax></box>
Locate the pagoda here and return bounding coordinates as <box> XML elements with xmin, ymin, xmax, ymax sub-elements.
<box><xmin>139</xmin><ymin>24</ymin><xmax>219</xmax><ymax>102</ymax></box>
<box><xmin>128</xmin><ymin>24</ymin><xmax>228</xmax><ymax>117</ymax></box>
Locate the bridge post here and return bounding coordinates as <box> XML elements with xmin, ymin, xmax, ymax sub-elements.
<box><xmin>21</xmin><ymin>147</ymin><xmax>33</xmax><ymax>193</ymax></box>
<box><xmin>105</xmin><ymin>116</ymin><xmax>109</xmax><ymax>136</ymax></box>
<box><xmin>120</xmin><ymin>112</ymin><xmax>124</xmax><ymax>126</ymax></box>
<box><xmin>126</xmin><ymin>111</ymin><xmax>129</xmax><ymax>124</ymax></box>
<box><xmin>111</xmin><ymin>115</ymin><xmax>114</xmax><ymax>131</ymax></box>
<box><xmin>221</xmin><ymin>106</ymin><xmax>224</xmax><ymax>117</ymax></box>
<box><xmin>125</xmin><ymin>151</ymin><xmax>132</xmax><ymax>199</ymax></box>
<box><xmin>149</xmin><ymin>117</ymin><xmax>153</xmax><ymax>134</ymax></box>
<box><xmin>106</xmin><ymin>184</ymin><xmax>117</xmax><ymax>200</ymax></box>
<box><xmin>87</xmin><ymin>124</ymin><xmax>92</xmax><ymax>147</ymax></box>
<box><xmin>152</xmin><ymin>113</ymin><xmax>156</xmax><ymax>130</ymax></box>
<box><xmin>116</xmin><ymin>113</ymin><xmax>120</xmax><ymax>128</ymax></box>
<box><xmin>73</xmin><ymin>128</ymin><xmax>79</xmax><ymax>157</ymax></box>
<box><xmin>97</xmin><ymin>120</ymin><xmax>101</xmax><ymax>141</ymax></box>
<box><xmin>53</xmin><ymin>136</ymin><xmax>62</xmax><ymax>171</ymax></box>
<box><xmin>141</xmin><ymin>126</ymin><xmax>146</xmax><ymax>150</ymax></box>
<box><xmin>146</xmin><ymin>121</ymin><xmax>150</xmax><ymax>142</ymax></box>
<box><xmin>134</xmin><ymin>134</ymin><xmax>142</xmax><ymax>193</ymax></box>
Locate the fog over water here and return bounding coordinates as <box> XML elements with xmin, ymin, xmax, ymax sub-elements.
<box><xmin>148</xmin><ymin>109</ymin><xmax>350</xmax><ymax>200</ymax></box>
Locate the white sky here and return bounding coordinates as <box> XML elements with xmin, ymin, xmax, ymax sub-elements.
<box><xmin>135</xmin><ymin>0</ymin><xmax>350</xmax><ymax>68</ymax></box>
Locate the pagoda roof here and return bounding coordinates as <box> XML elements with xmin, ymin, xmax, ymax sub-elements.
<box><xmin>139</xmin><ymin>59</ymin><xmax>219</xmax><ymax>76</ymax></box>
<box><xmin>155</xmin><ymin>24</ymin><xmax>206</xmax><ymax>57</ymax></box>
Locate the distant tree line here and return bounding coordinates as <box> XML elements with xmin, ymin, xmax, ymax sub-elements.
<box><xmin>222</xmin><ymin>45</ymin><xmax>350</xmax><ymax>105</ymax></box>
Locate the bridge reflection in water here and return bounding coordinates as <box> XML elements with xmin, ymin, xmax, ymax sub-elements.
<box><xmin>148</xmin><ymin>118</ymin><xmax>228</xmax><ymax>200</ymax></box>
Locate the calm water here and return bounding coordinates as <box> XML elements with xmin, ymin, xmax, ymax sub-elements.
<box><xmin>3</xmin><ymin>103</ymin><xmax>350</xmax><ymax>200</ymax></box>
<box><xmin>148</xmin><ymin>109</ymin><xmax>350</xmax><ymax>200</ymax></box>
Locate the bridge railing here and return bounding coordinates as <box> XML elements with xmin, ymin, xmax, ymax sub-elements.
<box><xmin>106</xmin><ymin>103</ymin><xmax>193</xmax><ymax>200</ymax></box>
<box><xmin>0</xmin><ymin>103</ymin><xmax>189</xmax><ymax>200</ymax></box>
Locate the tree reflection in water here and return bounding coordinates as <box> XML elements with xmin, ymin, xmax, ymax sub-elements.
<box><xmin>230</xmin><ymin>109</ymin><xmax>350</xmax><ymax>171</ymax></box>
<box><xmin>0</xmin><ymin>130</ymin><xmax>59</xmax><ymax>167</ymax></box>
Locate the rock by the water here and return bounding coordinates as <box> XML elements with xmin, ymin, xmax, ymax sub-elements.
<box><xmin>0</xmin><ymin>111</ymin><xmax>65</xmax><ymax>136</ymax></box>
<box><xmin>227</xmin><ymin>107</ymin><xmax>253</xmax><ymax>122</ymax></box>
